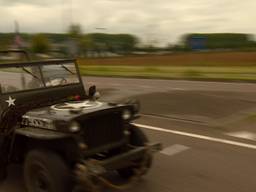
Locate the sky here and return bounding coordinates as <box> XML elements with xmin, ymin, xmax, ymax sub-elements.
<box><xmin>0</xmin><ymin>0</ymin><xmax>256</xmax><ymax>46</ymax></box>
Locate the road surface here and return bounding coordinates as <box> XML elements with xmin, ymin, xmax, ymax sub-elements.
<box><xmin>1</xmin><ymin>77</ymin><xmax>256</xmax><ymax>192</ymax></box>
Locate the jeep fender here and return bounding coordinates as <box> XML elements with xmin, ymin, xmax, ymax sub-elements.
<box><xmin>15</xmin><ymin>127</ymin><xmax>70</xmax><ymax>140</ymax></box>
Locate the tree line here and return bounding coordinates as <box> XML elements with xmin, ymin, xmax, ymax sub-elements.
<box><xmin>181</xmin><ymin>33</ymin><xmax>256</xmax><ymax>51</ymax></box>
<box><xmin>1</xmin><ymin>26</ymin><xmax>256</xmax><ymax>57</ymax></box>
<box><xmin>0</xmin><ymin>24</ymin><xmax>139</xmax><ymax>57</ymax></box>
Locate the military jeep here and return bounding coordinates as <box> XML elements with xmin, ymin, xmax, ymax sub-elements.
<box><xmin>0</xmin><ymin>57</ymin><xmax>161</xmax><ymax>192</ymax></box>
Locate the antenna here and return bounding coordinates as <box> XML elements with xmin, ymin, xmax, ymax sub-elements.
<box><xmin>14</xmin><ymin>20</ymin><xmax>19</xmax><ymax>33</ymax></box>
<box><xmin>61</xmin><ymin>0</ymin><xmax>65</xmax><ymax>32</ymax></box>
<box><xmin>14</xmin><ymin>20</ymin><xmax>22</xmax><ymax>49</ymax></box>
<box><xmin>70</xmin><ymin>0</ymin><xmax>73</xmax><ymax>25</ymax></box>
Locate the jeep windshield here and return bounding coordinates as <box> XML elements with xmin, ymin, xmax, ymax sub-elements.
<box><xmin>0</xmin><ymin>60</ymin><xmax>80</xmax><ymax>94</ymax></box>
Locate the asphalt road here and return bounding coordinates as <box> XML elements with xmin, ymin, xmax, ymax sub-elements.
<box><xmin>1</xmin><ymin>77</ymin><xmax>256</xmax><ymax>192</ymax></box>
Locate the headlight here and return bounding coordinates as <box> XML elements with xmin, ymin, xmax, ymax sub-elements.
<box><xmin>132</xmin><ymin>101</ymin><xmax>140</xmax><ymax>113</ymax></box>
<box><xmin>69</xmin><ymin>121</ymin><xmax>81</xmax><ymax>132</ymax></box>
<box><xmin>122</xmin><ymin>110</ymin><xmax>132</xmax><ymax>120</ymax></box>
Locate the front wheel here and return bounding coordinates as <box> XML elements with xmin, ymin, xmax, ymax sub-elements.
<box><xmin>0</xmin><ymin>166</ymin><xmax>7</xmax><ymax>182</ymax></box>
<box><xmin>117</xmin><ymin>125</ymin><xmax>153</xmax><ymax>179</ymax></box>
<box><xmin>24</xmin><ymin>150</ymin><xmax>72</xmax><ymax>192</ymax></box>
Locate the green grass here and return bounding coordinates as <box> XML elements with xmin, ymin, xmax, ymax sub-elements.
<box><xmin>79</xmin><ymin>65</ymin><xmax>256</xmax><ymax>81</ymax></box>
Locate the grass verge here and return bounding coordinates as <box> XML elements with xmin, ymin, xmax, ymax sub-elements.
<box><xmin>78</xmin><ymin>65</ymin><xmax>256</xmax><ymax>82</ymax></box>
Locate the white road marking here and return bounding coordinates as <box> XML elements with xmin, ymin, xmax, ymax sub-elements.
<box><xmin>139</xmin><ymin>85</ymin><xmax>152</xmax><ymax>89</ymax></box>
<box><xmin>161</xmin><ymin>144</ymin><xmax>190</xmax><ymax>156</ymax></box>
<box><xmin>111</xmin><ymin>83</ymin><xmax>121</xmax><ymax>86</ymax></box>
<box><xmin>171</xmin><ymin>88</ymin><xmax>186</xmax><ymax>91</ymax></box>
<box><xmin>226</xmin><ymin>131</ymin><xmax>256</xmax><ymax>141</ymax></box>
<box><xmin>134</xmin><ymin>123</ymin><xmax>256</xmax><ymax>150</ymax></box>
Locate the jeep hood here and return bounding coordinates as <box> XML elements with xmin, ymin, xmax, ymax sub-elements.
<box><xmin>23</xmin><ymin>100</ymin><xmax>128</xmax><ymax>122</ymax></box>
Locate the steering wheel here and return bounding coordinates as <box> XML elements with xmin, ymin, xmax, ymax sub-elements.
<box><xmin>45</xmin><ymin>78</ymin><xmax>68</xmax><ymax>86</ymax></box>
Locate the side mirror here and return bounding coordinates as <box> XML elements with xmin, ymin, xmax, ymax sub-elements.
<box><xmin>88</xmin><ymin>85</ymin><xmax>100</xmax><ymax>100</ymax></box>
<box><xmin>88</xmin><ymin>85</ymin><xmax>96</xmax><ymax>98</ymax></box>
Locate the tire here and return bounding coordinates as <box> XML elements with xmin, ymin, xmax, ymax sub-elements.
<box><xmin>117</xmin><ymin>125</ymin><xmax>153</xmax><ymax>179</ymax></box>
<box><xmin>0</xmin><ymin>166</ymin><xmax>7</xmax><ymax>182</ymax></box>
<box><xmin>0</xmin><ymin>139</ymin><xmax>8</xmax><ymax>182</ymax></box>
<box><xmin>24</xmin><ymin>150</ymin><xmax>72</xmax><ymax>192</ymax></box>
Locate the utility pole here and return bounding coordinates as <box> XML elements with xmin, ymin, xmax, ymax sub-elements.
<box><xmin>14</xmin><ymin>20</ymin><xmax>19</xmax><ymax>34</ymax></box>
<box><xmin>70</xmin><ymin>0</ymin><xmax>73</xmax><ymax>25</ymax></box>
<box><xmin>14</xmin><ymin>20</ymin><xmax>21</xmax><ymax>49</ymax></box>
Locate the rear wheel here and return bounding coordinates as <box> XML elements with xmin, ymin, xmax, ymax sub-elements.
<box><xmin>117</xmin><ymin>125</ymin><xmax>153</xmax><ymax>179</ymax></box>
<box><xmin>0</xmin><ymin>139</ymin><xmax>8</xmax><ymax>182</ymax></box>
<box><xmin>24</xmin><ymin>150</ymin><xmax>72</xmax><ymax>192</ymax></box>
<box><xmin>0</xmin><ymin>165</ymin><xmax>7</xmax><ymax>182</ymax></box>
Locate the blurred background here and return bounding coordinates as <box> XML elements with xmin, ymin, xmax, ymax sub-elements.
<box><xmin>1</xmin><ymin>0</ymin><xmax>256</xmax><ymax>81</ymax></box>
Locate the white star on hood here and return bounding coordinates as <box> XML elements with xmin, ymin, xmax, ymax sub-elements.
<box><xmin>6</xmin><ymin>96</ymin><xmax>16</xmax><ymax>107</ymax></box>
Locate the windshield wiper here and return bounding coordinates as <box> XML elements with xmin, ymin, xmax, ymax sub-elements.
<box><xmin>21</xmin><ymin>67</ymin><xmax>41</xmax><ymax>81</ymax></box>
<box><xmin>61</xmin><ymin>65</ymin><xmax>75</xmax><ymax>75</ymax></box>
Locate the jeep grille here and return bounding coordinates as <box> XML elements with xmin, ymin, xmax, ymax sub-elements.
<box><xmin>82</xmin><ymin>112</ymin><xmax>124</xmax><ymax>149</ymax></box>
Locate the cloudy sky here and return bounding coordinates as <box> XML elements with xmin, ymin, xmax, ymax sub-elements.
<box><xmin>0</xmin><ymin>0</ymin><xmax>256</xmax><ymax>45</ymax></box>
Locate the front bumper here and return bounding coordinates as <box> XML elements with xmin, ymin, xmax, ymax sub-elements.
<box><xmin>75</xmin><ymin>142</ymin><xmax>162</xmax><ymax>177</ymax></box>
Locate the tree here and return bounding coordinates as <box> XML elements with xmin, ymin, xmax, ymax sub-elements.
<box><xmin>86</xmin><ymin>33</ymin><xmax>139</xmax><ymax>54</ymax></box>
<box><xmin>183</xmin><ymin>33</ymin><xmax>254</xmax><ymax>50</ymax></box>
<box><xmin>67</xmin><ymin>24</ymin><xmax>83</xmax><ymax>57</ymax></box>
<box><xmin>31</xmin><ymin>34</ymin><xmax>50</xmax><ymax>53</ymax></box>
<box><xmin>68</xmin><ymin>24</ymin><xmax>82</xmax><ymax>39</ymax></box>
<box><xmin>117</xmin><ymin>34</ymin><xmax>138</xmax><ymax>53</ymax></box>
<box><xmin>80</xmin><ymin>35</ymin><xmax>94</xmax><ymax>56</ymax></box>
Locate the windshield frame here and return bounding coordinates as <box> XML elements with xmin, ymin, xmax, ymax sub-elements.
<box><xmin>0</xmin><ymin>59</ymin><xmax>83</xmax><ymax>95</ymax></box>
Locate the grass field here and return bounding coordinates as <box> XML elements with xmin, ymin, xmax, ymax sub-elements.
<box><xmin>79</xmin><ymin>65</ymin><xmax>256</xmax><ymax>81</ymax></box>
<box><xmin>78</xmin><ymin>51</ymin><xmax>256</xmax><ymax>66</ymax></box>
<box><xmin>77</xmin><ymin>51</ymin><xmax>256</xmax><ymax>81</ymax></box>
